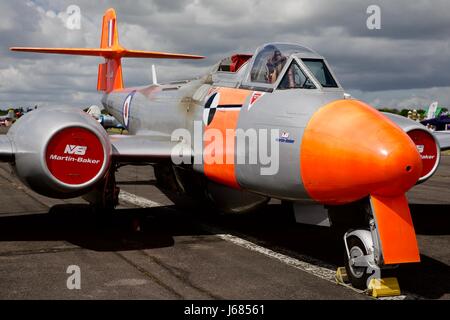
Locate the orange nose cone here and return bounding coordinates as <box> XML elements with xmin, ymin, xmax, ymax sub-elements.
<box><xmin>300</xmin><ymin>100</ymin><xmax>422</xmax><ymax>205</ymax></box>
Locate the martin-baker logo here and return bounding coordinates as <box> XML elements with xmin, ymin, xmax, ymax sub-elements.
<box><xmin>48</xmin><ymin>144</ymin><xmax>100</xmax><ymax>164</ymax></box>
<box><xmin>64</xmin><ymin>145</ymin><xmax>87</xmax><ymax>155</ymax></box>
<box><xmin>416</xmin><ymin>144</ymin><xmax>435</xmax><ymax>160</ymax></box>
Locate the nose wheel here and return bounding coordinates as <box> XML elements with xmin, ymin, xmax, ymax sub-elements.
<box><xmin>331</xmin><ymin>197</ymin><xmax>404</xmax><ymax>296</ymax></box>
<box><xmin>343</xmin><ymin>229</ymin><xmax>381</xmax><ymax>290</ymax></box>
<box><xmin>344</xmin><ymin>235</ymin><xmax>372</xmax><ymax>289</ymax></box>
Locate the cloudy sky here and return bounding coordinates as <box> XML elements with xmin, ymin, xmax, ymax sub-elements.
<box><xmin>1</xmin><ymin>0</ymin><xmax>449</xmax><ymax>110</ymax></box>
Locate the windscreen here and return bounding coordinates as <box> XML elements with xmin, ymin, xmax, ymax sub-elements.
<box><xmin>278</xmin><ymin>61</ymin><xmax>316</xmax><ymax>90</ymax></box>
<box><xmin>302</xmin><ymin>59</ymin><xmax>338</xmax><ymax>88</ymax></box>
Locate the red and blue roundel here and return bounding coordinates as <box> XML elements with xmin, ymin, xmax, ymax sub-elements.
<box><xmin>122</xmin><ymin>91</ymin><xmax>136</xmax><ymax>129</ymax></box>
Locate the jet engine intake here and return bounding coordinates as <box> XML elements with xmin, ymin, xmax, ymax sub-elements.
<box><xmin>381</xmin><ymin>112</ymin><xmax>440</xmax><ymax>183</ymax></box>
<box><xmin>7</xmin><ymin>108</ymin><xmax>111</xmax><ymax>198</ymax></box>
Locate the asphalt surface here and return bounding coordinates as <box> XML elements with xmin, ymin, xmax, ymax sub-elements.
<box><xmin>0</xmin><ymin>128</ymin><xmax>448</xmax><ymax>300</ymax></box>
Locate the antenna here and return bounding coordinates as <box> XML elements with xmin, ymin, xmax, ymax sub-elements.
<box><xmin>152</xmin><ymin>64</ymin><xmax>158</xmax><ymax>85</ymax></box>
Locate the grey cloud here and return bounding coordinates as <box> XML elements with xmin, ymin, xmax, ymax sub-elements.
<box><xmin>1</xmin><ymin>0</ymin><xmax>450</xmax><ymax>110</ymax></box>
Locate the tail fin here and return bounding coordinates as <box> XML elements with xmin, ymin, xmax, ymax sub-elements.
<box><xmin>10</xmin><ymin>8</ymin><xmax>204</xmax><ymax>93</ymax></box>
<box><xmin>97</xmin><ymin>9</ymin><xmax>122</xmax><ymax>92</ymax></box>
<box><xmin>100</xmin><ymin>8</ymin><xmax>119</xmax><ymax>50</ymax></box>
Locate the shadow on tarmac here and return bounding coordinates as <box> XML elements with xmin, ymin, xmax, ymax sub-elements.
<box><xmin>0</xmin><ymin>202</ymin><xmax>448</xmax><ymax>299</ymax></box>
<box><xmin>0</xmin><ymin>204</ymin><xmax>180</xmax><ymax>251</ymax></box>
<box><xmin>410</xmin><ymin>204</ymin><xmax>450</xmax><ymax>235</ymax></box>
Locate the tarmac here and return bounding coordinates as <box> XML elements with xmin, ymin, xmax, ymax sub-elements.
<box><xmin>0</xmin><ymin>126</ymin><xmax>448</xmax><ymax>300</ymax></box>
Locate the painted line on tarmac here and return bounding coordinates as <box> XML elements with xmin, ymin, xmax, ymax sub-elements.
<box><xmin>118</xmin><ymin>190</ymin><xmax>408</xmax><ymax>300</ymax></box>
<box><xmin>119</xmin><ymin>190</ymin><xmax>163</xmax><ymax>208</ymax></box>
<box><xmin>209</xmin><ymin>230</ymin><xmax>337</xmax><ymax>282</ymax></box>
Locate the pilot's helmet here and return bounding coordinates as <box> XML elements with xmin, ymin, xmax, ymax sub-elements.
<box><xmin>272</xmin><ymin>50</ymin><xmax>285</xmax><ymax>65</ymax></box>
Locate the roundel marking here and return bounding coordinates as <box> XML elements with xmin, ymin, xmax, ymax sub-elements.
<box><xmin>123</xmin><ymin>91</ymin><xmax>136</xmax><ymax>128</ymax></box>
<box><xmin>203</xmin><ymin>92</ymin><xmax>220</xmax><ymax>126</ymax></box>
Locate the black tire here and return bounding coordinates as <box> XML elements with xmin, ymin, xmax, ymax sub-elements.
<box><xmin>344</xmin><ymin>236</ymin><xmax>371</xmax><ymax>290</ymax></box>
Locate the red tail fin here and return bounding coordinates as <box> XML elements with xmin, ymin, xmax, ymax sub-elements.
<box><xmin>10</xmin><ymin>8</ymin><xmax>204</xmax><ymax>93</ymax></box>
<box><xmin>100</xmin><ymin>8</ymin><xmax>119</xmax><ymax>49</ymax></box>
<box><xmin>98</xmin><ymin>8</ymin><xmax>122</xmax><ymax>92</ymax></box>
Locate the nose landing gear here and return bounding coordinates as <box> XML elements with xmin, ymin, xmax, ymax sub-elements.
<box><xmin>342</xmin><ymin>222</ymin><xmax>401</xmax><ymax>297</ymax></box>
<box><xmin>344</xmin><ymin>229</ymin><xmax>380</xmax><ymax>290</ymax></box>
<box><xmin>330</xmin><ymin>198</ymin><xmax>402</xmax><ymax>297</ymax></box>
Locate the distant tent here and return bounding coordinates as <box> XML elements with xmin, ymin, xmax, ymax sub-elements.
<box><xmin>425</xmin><ymin>102</ymin><xmax>443</xmax><ymax>120</ymax></box>
<box><xmin>421</xmin><ymin>115</ymin><xmax>450</xmax><ymax>131</ymax></box>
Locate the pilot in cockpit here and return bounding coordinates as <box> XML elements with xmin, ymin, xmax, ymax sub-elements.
<box><xmin>266</xmin><ymin>49</ymin><xmax>287</xmax><ymax>83</ymax></box>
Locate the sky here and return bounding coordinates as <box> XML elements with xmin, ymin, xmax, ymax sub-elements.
<box><xmin>0</xmin><ymin>0</ymin><xmax>449</xmax><ymax>110</ymax></box>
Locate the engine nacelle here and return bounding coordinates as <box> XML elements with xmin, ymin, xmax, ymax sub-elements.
<box><xmin>382</xmin><ymin>112</ymin><xmax>440</xmax><ymax>183</ymax></box>
<box><xmin>7</xmin><ymin>108</ymin><xmax>111</xmax><ymax>198</ymax></box>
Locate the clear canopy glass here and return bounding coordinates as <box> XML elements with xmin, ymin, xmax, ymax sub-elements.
<box><xmin>249</xmin><ymin>43</ymin><xmax>315</xmax><ymax>84</ymax></box>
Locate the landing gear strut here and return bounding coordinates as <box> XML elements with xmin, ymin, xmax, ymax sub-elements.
<box><xmin>341</xmin><ymin>211</ymin><xmax>400</xmax><ymax>297</ymax></box>
<box><xmin>83</xmin><ymin>166</ymin><xmax>120</xmax><ymax>214</ymax></box>
<box><xmin>330</xmin><ymin>198</ymin><xmax>400</xmax><ymax>294</ymax></box>
<box><xmin>100</xmin><ymin>169</ymin><xmax>120</xmax><ymax>212</ymax></box>
<box><xmin>343</xmin><ymin>228</ymin><xmax>380</xmax><ymax>289</ymax></box>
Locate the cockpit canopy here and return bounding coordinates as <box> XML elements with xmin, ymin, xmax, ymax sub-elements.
<box><xmin>249</xmin><ymin>43</ymin><xmax>312</xmax><ymax>83</ymax></box>
<box><xmin>211</xmin><ymin>43</ymin><xmax>341</xmax><ymax>92</ymax></box>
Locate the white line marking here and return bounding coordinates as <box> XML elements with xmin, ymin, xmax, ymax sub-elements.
<box><xmin>118</xmin><ymin>190</ymin><xmax>408</xmax><ymax>299</ymax></box>
<box><xmin>212</xmin><ymin>231</ymin><xmax>336</xmax><ymax>282</ymax></box>
<box><xmin>119</xmin><ymin>190</ymin><xmax>162</xmax><ymax>208</ymax></box>
<box><xmin>216</xmin><ymin>107</ymin><xmax>242</xmax><ymax>111</ymax></box>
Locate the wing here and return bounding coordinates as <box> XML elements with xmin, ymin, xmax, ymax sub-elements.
<box><xmin>0</xmin><ymin>133</ymin><xmax>191</xmax><ymax>164</ymax></box>
<box><xmin>109</xmin><ymin>134</ymin><xmax>191</xmax><ymax>163</ymax></box>
<box><xmin>433</xmin><ymin>131</ymin><xmax>450</xmax><ymax>151</ymax></box>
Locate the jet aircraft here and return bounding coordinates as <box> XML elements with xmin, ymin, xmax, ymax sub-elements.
<box><xmin>0</xmin><ymin>109</ymin><xmax>16</xmax><ymax>126</ymax></box>
<box><xmin>1</xmin><ymin>8</ymin><xmax>448</xmax><ymax>291</ymax></box>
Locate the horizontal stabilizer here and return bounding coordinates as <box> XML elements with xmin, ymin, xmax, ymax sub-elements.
<box><xmin>10</xmin><ymin>47</ymin><xmax>204</xmax><ymax>60</ymax></box>
<box><xmin>10</xmin><ymin>7</ymin><xmax>204</xmax><ymax>92</ymax></box>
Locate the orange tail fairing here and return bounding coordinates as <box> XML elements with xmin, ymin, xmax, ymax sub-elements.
<box><xmin>10</xmin><ymin>8</ymin><xmax>204</xmax><ymax>93</ymax></box>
